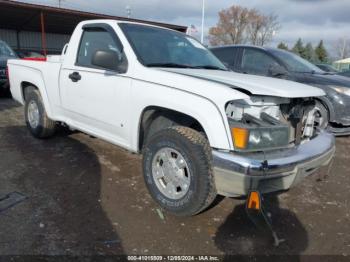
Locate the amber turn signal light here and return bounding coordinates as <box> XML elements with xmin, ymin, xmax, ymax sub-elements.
<box><xmin>231</xmin><ymin>127</ymin><xmax>249</xmax><ymax>149</ymax></box>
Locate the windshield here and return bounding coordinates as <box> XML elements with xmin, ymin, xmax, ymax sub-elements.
<box><xmin>0</xmin><ymin>41</ymin><xmax>17</xmax><ymax>58</ymax></box>
<box><xmin>270</xmin><ymin>49</ymin><xmax>323</xmax><ymax>74</ymax></box>
<box><xmin>119</xmin><ymin>23</ymin><xmax>227</xmax><ymax>70</ymax></box>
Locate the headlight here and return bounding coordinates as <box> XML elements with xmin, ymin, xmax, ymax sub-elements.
<box><xmin>229</xmin><ymin>114</ymin><xmax>290</xmax><ymax>152</ymax></box>
<box><xmin>329</xmin><ymin>85</ymin><xmax>350</xmax><ymax>96</ymax></box>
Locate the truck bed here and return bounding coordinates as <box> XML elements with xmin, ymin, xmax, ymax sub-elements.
<box><xmin>8</xmin><ymin>57</ymin><xmax>62</xmax><ymax>108</ymax></box>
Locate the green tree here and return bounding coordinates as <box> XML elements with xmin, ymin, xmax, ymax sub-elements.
<box><xmin>292</xmin><ymin>38</ymin><xmax>306</xmax><ymax>59</ymax></box>
<box><xmin>277</xmin><ymin>42</ymin><xmax>288</xmax><ymax>50</ymax></box>
<box><xmin>315</xmin><ymin>40</ymin><xmax>328</xmax><ymax>63</ymax></box>
<box><xmin>304</xmin><ymin>43</ymin><xmax>315</xmax><ymax>62</ymax></box>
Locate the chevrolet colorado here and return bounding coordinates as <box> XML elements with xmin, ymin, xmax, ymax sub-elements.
<box><xmin>8</xmin><ymin>20</ymin><xmax>335</xmax><ymax>216</ymax></box>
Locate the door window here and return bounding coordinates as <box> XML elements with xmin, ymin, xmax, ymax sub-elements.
<box><xmin>76</xmin><ymin>28</ymin><xmax>122</xmax><ymax>68</ymax></box>
<box><xmin>241</xmin><ymin>48</ymin><xmax>279</xmax><ymax>76</ymax></box>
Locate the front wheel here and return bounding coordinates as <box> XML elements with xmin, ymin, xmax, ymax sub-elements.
<box><xmin>142</xmin><ymin>126</ymin><xmax>217</xmax><ymax>216</ymax></box>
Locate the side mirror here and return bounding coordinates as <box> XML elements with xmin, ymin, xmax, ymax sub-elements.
<box><xmin>268</xmin><ymin>65</ymin><xmax>288</xmax><ymax>78</ymax></box>
<box><xmin>91</xmin><ymin>49</ymin><xmax>124</xmax><ymax>72</ymax></box>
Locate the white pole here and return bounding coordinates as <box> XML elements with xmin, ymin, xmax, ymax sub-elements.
<box><xmin>201</xmin><ymin>0</ymin><xmax>205</xmax><ymax>43</ymax></box>
<box><xmin>126</xmin><ymin>5</ymin><xmax>131</xmax><ymax>18</ymax></box>
<box><xmin>58</xmin><ymin>0</ymin><xmax>65</xmax><ymax>8</ymax></box>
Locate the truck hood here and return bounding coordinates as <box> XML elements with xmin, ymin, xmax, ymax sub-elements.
<box><xmin>161</xmin><ymin>68</ymin><xmax>325</xmax><ymax>98</ymax></box>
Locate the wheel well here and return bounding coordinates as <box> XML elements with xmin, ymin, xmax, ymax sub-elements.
<box><xmin>138</xmin><ymin>106</ymin><xmax>206</xmax><ymax>151</ymax></box>
<box><xmin>21</xmin><ymin>82</ymin><xmax>38</xmax><ymax>101</ymax></box>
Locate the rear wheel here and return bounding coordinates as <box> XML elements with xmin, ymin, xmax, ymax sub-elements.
<box><xmin>142</xmin><ymin>126</ymin><xmax>217</xmax><ymax>216</ymax></box>
<box><xmin>24</xmin><ymin>86</ymin><xmax>56</xmax><ymax>138</ymax></box>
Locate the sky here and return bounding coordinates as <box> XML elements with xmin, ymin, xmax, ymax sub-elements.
<box><xmin>14</xmin><ymin>0</ymin><xmax>350</xmax><ymax>55</ymax></box>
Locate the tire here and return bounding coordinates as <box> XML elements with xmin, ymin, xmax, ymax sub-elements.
<box><xmin>24</xmin><ymin>86</ymin><xmax>56</xmax><ymax>138</ymax></box>
<box><xmin>314</xmin><ymin>100</ymin><xmax>329</xmax><ymax>129</ymax></box>
<box><xmin>142</xmin><ymin>126</ymin><xmax>217</xmax><ymax>216</ymax></box>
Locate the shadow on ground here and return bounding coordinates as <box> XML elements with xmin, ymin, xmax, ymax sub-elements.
<box><xmin>0</xmin><ymin>98</ymin><xmax>19</xmax><ymax>112</ymax></box>
<box><xmin>214</xmin><ymin>195</ymin><xmax>308</xmax><ymax>261</ymax></box>
<box><xmin>0</xmin><ymin>126</ymin><xmax>124</xmax><ymax>255</ymax></box>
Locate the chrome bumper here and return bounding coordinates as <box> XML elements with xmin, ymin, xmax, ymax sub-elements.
<box><xmin>212</xmin><ymin>131</ymin><xmax>336</xmax><ymax>197</ymax></box>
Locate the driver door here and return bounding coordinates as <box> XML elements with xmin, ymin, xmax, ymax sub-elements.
<box><xmin>59</xmin><ymin>25</ymin><xmax>132</xmax><ymax>147</ymax></box>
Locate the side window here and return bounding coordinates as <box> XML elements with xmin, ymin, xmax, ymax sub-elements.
<box><xmin>211</xmin><ymin>48</ymin><xmax>235</xmax><ymax>69</ymax></box>
<box><xmin>76</xmin><ymin>28</ymin><xmax>122</xmax><ymax>68</ymax></box>
<box><xmin>241</xmin><ymin>48</ymin><xmax>279</xmax><ymax>76</ymax></box>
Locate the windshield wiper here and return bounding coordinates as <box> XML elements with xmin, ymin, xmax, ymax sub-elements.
<box><xmin>146</xmin><ymin>63</ymin><xmax>193</xmax><ymax>68</ymax></box>
<box><xmin>192</xmin><ymin>65</ymin><xmax>228</xmax><ymax>71</ymax></box>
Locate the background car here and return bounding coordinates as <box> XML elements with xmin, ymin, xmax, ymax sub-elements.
<box><xmin>316</xmin><ymin>64</ymin><xmax>350</xmax><ymax>79</ymax></box>
<box><xmin>316</xmin><ymin>64</ymin><xmax>339</xmax><ymax>73</ymax></box>
<box><xmin>338</xmin><ymin>70</ymin><xmax>350</xmax><ymax>78</ymax></box>
<box><xmin>16</xmin><ymin>51</ymin><xmax>45</xmax><ymax>59</ymax></box>
<box><xmin>211</xmin><ymin>45</ymin><xmax>350</xmax><ymax>135</ymax></box>
<box><xmin>0</xmin><ymin>40</ymin><xmax>17</xmax><ymax>96</ymax></box>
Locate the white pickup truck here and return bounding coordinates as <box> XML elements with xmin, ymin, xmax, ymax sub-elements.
<box><xmin>8</xmin><ymin>20</ymin><xmax>335</xmax><ymax>216</ymax></box>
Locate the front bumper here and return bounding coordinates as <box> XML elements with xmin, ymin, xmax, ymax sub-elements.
<box><xmin>212</xmin><ymin>131</ymin><xmax>335</xmax><ymax>197</ymax></box>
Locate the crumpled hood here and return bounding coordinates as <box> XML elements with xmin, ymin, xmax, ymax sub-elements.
<box><xmin>161</xmin><ymin>68</ymin><xmax>325</xmax><ymax>98</ymax></box>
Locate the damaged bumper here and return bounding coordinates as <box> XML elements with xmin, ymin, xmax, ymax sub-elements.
<box><xmin>212</xmin><ymin>131</ymin><xmax>335</xmax><ymax>197</ymax></box>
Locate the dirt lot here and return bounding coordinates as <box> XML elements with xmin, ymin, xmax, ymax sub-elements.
<box><xmin>0</xmin><ymin>98</ymin><xmax>349</xmax><ymax>260</ymax></box>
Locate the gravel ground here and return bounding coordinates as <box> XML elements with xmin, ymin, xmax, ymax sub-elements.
<box><xmin>0</xmin><ymin>98</ymin><xmax>349</xmax><ymax>260</ymax></box>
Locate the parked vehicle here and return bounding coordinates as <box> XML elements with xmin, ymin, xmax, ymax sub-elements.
<box><xmin>338</xmin><ymin>70</ymin><xmax>350</xmax><ymax>78</ymax></box>
<box><xmin>17</xmin><ymin>51</ymin><xmax>45</xmax><ymax>59</ymax></box>
<box><xmin>315</xmin><ymin>64</ymin><xmax>339</xmax><ymax>73</ymax></box>
<box><xmin>8</xmin><ymin>20</ymin><xmax>335</xmax><ymax>216</ymax></box>
<box><xmin>316</xmin><ymin>64</ymin><xmax>350</xmax><ymax>79</ymax></box>
<box><xmin>0</xmin><ymin>40</ymin><xmax>17</xmax><ymax>96</ymax></box>
<box><xmin>211</xmin><ymin>45</ymin><xmax>350</xmax><ymax>135</ymax></box>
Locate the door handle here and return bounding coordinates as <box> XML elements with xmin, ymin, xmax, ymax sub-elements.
<box><xmin>69</xmin><ymin>72</ymin><xmax>81</xmax><ymax>82</ymax></box>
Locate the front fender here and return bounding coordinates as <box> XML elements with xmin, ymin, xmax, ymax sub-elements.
<box><xmin>130</xmin><ymin>80</ymin><xmax>235</xmax><ymax>151</ymax></box>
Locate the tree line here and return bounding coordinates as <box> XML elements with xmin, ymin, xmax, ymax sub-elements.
<box><xmin>208</xmin><ymin>4</ymin><xmax>348</xmax><ymax>63</ymax></box>
<box><xmin>278</xmin><ymin>39</ymin><xmax>329</xmax><ymax>63</ymax></box>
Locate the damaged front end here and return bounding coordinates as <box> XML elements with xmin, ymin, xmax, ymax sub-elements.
<box><xmin>212</xmin><ymin>96</ymin><xmax>336</xmax><ymax>246</ymax></box>
<box><xmin>212</xmin><ymin>96</ymin><xmax>335</xmax><ymax>198</ymax></box>
<box><xmin>226</xmin><ymin>96</ymin><xmax>320</xmax><ymax>151</ymax></box>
